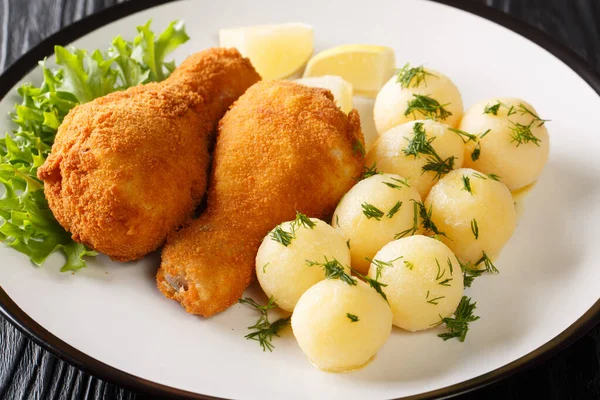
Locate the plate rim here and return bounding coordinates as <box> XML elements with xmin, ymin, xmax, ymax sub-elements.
<box><xmin>0</xmin><ymin>0</ymin><xmax>599</xmax><ymax>399</ymax></box>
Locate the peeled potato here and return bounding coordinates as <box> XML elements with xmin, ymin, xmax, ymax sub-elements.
<box><xmin>292</xmin><ymin>279</ymin><xmax>392</xmax><ymax>372</ymax></box>
<box><xmin>425</xmin><ymin>168</ymin><xmax>517</xmax><ymax>265</ymax></box>
<box><xmin>256</xmin><ymin>218</ymin><xmax>351</xmax><ymax>312</ymax></box>
<box><xmin>332</xmin><ymin>173</ymin><xmax>422</xmax><ymax>274</ymax></box>
<box><xmin>460</xmin><ymin>98</ymin><xmax>549</xmax><ymax>191</ymax></box>
<box><xmin>374</xmin><ymin>66</ymin><xmax>463</xmax><ymax>134</ymax></box>
<box><xmin>366</xmin><ymin>120</ymin><xmax>465</xmax><ymax>199</ymax></box>
<box><xmin>368</xmin><ymin>235</ymin><xmax>463</xmax><ymax>331</ymax></box>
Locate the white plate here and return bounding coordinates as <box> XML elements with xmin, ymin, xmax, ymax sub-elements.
<box><xmin>1</xmin><ymin>0</ymin><xmax>600</xmax><ymax>399</ymax></box>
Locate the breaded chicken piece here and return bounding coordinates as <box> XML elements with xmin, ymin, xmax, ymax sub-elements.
<box><xmin>37</xmin><ymin>48</ymin><xmax>260</xmax><ymax>261</ymax></box>
<box><xmin>157</xmin><ymin>81</ymin><xmax>365</xmax><ymax>316</ymax></box>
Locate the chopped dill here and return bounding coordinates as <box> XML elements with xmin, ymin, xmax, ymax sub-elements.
<box><xmin>405</xmin><ymin>94</ymin><xmax>452</xmax><ymax>121</ymax></box>
<box><xmin>238</xmin><ymin>296</ymin><xmax>290</xmax><ymax>352</ymax></box>
<box><xmin>437</xmin><ymin>296</ymin><xmax>480</xmax><ymax>342</ymax></box>
<box><xmin>361</xmin><ymin>202</ymin><xmax>385</xmax><ymax>221</ymax></box>
<box><xmin>396</xmin><ymin>63</ymin><xmax>435</xmax><ymax>88</ymax></box>
<box><xmin>387</xmin><ymin>201</ymin><xmax>403</xmax><ymax>218</ymax></box>
<box><xmin>471</xmin><ymin>218</ymin><xmax>479</xmax><ymax>240</ymax></box>
<box><xmin>461</xmin><ymin>175</ymin><xmax>473</xmax><ymax>194</ymax></box>
<box><xmin>346</xmin><ymin>313</ymin><xmax>359</xmax><ymax>322</ymax></box>
<box><xmin>306</xmin><ymin>257</ymin><xmax>356</xmax><ymax>286</ymax></box>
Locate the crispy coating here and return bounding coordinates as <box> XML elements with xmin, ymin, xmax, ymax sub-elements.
<box><xmin>37</xmin><ymin>48</ymin><xmax>260</xmax><ymax>261</ymax></box>
<box><xmin>157</xmin><ymin>81</ymin><xmax>365</xmax><ymax>316</ymax></box>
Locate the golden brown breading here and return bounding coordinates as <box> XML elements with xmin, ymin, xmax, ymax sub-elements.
<box><xmin>37</xmin><ymin>48</ymin><xmax>260</xmax><ymax>261</ymax></box>
<box><xmin>158</xmin><ymin>80</ymin><xmax>365</xmax><ymax>316</ymax></box>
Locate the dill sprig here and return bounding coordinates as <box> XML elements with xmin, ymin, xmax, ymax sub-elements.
<box><xmin>270</xmin><ymin>225</ymin><xmax>294</xmax><ymax>247</ymax></box>
<box><xmin>306</xmin><ymin>257</ymin><xmax>356</xmax><ymax>286</ymax></box>
<box><xmin>294</xmin><ymin>212</ymin><xmax>316</xmax><ymax>230</ymax></box>
<box><xmin>449</xmin><ymin>127</ymin><xmax>478</xmax><ymax>143</ymax></box>
<box><xmin>437</xmin><ymin>296</ymin><xmax>480</xmax><ymax>342</ymax></box>
<box><xmin>404</xmin><ymin>260</ymin><xmax>415</xmax><ymax>270</ymax></box>
<box><xmin>361</xmin><ymin>202</ymin><xmax>384</xmax><ymax>221</ymax></box>
<box><xmin>238</xmin><ymin>296</ymin><xmax>290</xmax><ymax>352</ymax></box>
<box><xmin>269</xmin><ymin>211</ymin><xmax>316</xmax><ymax>246</ymax></box>
<box><xmin>426</xmin><ymin>290</ymin><xmax>445</xmax><ymax>305</ymax></box>
<box><xmin>405</xmin><ymin>94</ymin><xmax>452</xmax><ymax>121</ymax></box>
<box><xmin>449</xmin><ymin>128</ymin><xmax>490</xmax><ymax>162</ymax></box>
<box><xmin>472</xmin><ymin>142</ymin><xmax>482</xmax><ymax>161</ymax></box>
<box><xmin>262</xmin><ymin>262</ymin><xmax>270</xmax><ymax>273</ymax></box>
<box><xmin>347</xmin><ymin>313</ymin><xmax>359</xmax><ymax>322</ymax></box>
<box><xmin>509</xmin><ymin>120</ymin><xmax>541</xmax><ymax>147</ymax></box>
<box><xmin>396</xmin><ymin>63</ymin><xmax>435</xmax><ymax>88</ymax></box>
<box><xmin>352</xmin><ymin>268</ymin><xmax>388</xmax><ymax>302</ymax></box>
<box><xmin>472</xmin><ymin>172</ymin><xmax>501</xmax><ymax>181</ymax></box>
<box><xmin>367</xmin><ymin>256</ymin><xmax>403</xmax><ymax>280</ymax></box>
<box><xmin>383</xmin><ymin>176</ymin><xmax>411</xmax><ymax>190</ymax></box>
<box><xmin>517</xmin><ymin>103</ymin><xmax>549</xmax><ymax>127</ymax></box>
<box><xmin>395</xmin><ymin>201</ymin><xmax>420</xmax><ymax>239</ymax></box>
<box><xmin>483</xmin><ymin>102</ymin><xmax>501</xmax><ymax>115</ymax></box>
<box><xmin>415</xmin><ymin>200</ymin><xmax>448</xmax><ymax>239</ymax></box>
<box><xmin>460</xmin><ymin>260</ymin><xmax>483</xmax><ymax>288</ymax></box>
<box><xmin>361</xmin><ymin>162</ymin><xmax>380</xmax><ymax>180</ymax></box>
<box><xmin>475</xmin><ymin>251</ymin><xmax>498</xmax><ymax>274</ymax></box>
<box><xmin>436</xmin><ymin>259</ymin><xmax>453</xmax><ymax>286</ymax></box>
<box><xmin>471</xmin><ymin>218</ymin><xmax>479</xmax><ymax>240</ymax></box>
<box><xmin>387</xmin><ymin>201</ymin><xmax>403</xmax><ymax>218</ymax></box>
<box><xmin>461</xmin><ymin>175</ymin><xmax>473</xmax><ymax>194</ymax></box>
<box><xmin>346</xmin><ymin>239</ymin><xmax>350</xmax><ymax>249</ymax></box>
<box><xmin>404</xmin><ymin>122</ymin><xmax>456</xmax><ymax>181</ymax></box>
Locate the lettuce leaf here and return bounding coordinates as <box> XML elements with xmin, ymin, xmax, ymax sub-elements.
<box><xmin>0</xmin><ymin>20</ymin><xmax>189</xmax><ymax>271</ymax></box>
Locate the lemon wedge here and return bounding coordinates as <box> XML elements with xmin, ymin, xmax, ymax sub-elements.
<box><xmin>303</xmin><ymin>44</ymin><xmax>395</xmax><ymax>97</ymax></box>
<box><xmin>294</xmin><ymin>75</ymin><xmax>353</xmax><ymax>113</ymax></box>
<box><xmin>219</xmin><ymin>23</ymin><xmax>314</xmax><ymax>80</ymax></box>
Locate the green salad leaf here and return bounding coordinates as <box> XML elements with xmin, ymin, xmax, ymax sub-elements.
<box><xmin>0</xmin><ymin>19</ymin><xmax>189</xmax><ymax>271</ymax></box>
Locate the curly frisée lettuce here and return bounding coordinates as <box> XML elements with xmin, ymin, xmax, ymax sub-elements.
<box><xmin>0</xmin><ymin>20</ymin><xmax>189</xmax><ymax>271</ymax></box>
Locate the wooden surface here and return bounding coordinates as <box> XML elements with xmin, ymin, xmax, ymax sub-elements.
<box><xmin>0</xmin><ymin>0</ymin><xmax>599</xmax><ymax>399</ymax></box>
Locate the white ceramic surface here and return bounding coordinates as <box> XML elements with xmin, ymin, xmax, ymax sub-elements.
<box><xmin>1</xmin><ymin>0</ymin><xmax>599</xmax><ymax>399</ymax></box>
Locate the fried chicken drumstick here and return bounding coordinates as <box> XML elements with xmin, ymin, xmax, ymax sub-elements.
<box><xmin>37</xmin><ymin>48</ymin><xmax>260</xmax><ymax>261</ymax></box>
<box><xmin>157</xmin><ymin>81</ymin><xmax>365</xmax><ymax>317</ymax></box>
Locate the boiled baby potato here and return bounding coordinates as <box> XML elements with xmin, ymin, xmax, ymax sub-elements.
<box><xmin>332</xmin><ymin>173</ymin><xmax>422</xmax><ymax>275</ymax></box>
<box><xmin>425</xmin><ymin>168</ymin><xmax>517</xmax><ymax>265</ymax></box>
<box><xmin>374</xmin><ymin>64</ymin><xmax>463</xmax><ymax>134</ymax></box>
<box><xmin>368</xmin><ymin>235</ymin><xmax>463</xmax><ymax>331</ymax></box>
<box><xmin>366</xmin><ymin>120</ymin><xmax>465</xmax><ymax>199</ymax></box>
<box><xmin>460</xmin><ymin>97</ymin><xmax>550</xmax><ymax>191</ymax></box>
<box><xmin>292</xmin><ymin>279</ymin><xmax>392</xmax><ymax>372</ymax></box>
<box><xmin>256</xmin><ymin>216</ymin><xmax>351</xmax><ymax>312</ymax></box>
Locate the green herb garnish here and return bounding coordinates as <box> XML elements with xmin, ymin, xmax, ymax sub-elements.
<box><xmin>426</xmin><ymin>290</ymin><xmax>445</xmax><ymax>305</ymax></box>
<box><xmin>517</xmin><ymin>103</ymin><xmax>549</xmax><ymax>127</ymax></box>
<box><xmin>475</xmin><ymin>251</ymin><xmax>498</xmax><ymax>274</ymax></box>
<box><xmin>239</xmin><ymin>296</ymin><xmax>290</xmax><ymax>352</ymax></box>
<box><xmin>437</xmin><ymin>296</ymin><xmax>480</xmax><ymax>342</ymax></box>
<box><xmin>509</xmin><ymin>120</ymin><xmax>541</xmax><ymax>147</ymax></box>
<box><xmin>404</xmin><ymin>122</ymin><xmax>456</xmax><ymax>181</ymax></box>
<box><xmin>361</xmin><ymin>203</ymin><xmax>384</xmax><ymax>221</ymax></box>
<box><xmin>396</xmin><ymin>63</ymin><xmax>435</xmax><ymax>88</ymax></box>
<box><xmin>395</xmin><ymin>201</ymin><xmax>420</xmax><ymax>239</ymax></box>
<box><xmin>405</xmin><ymin>94</ymin><xmax>452</xmax><ymax>121</ymax></box>
<box><xmin>386</xmin><ymin>201</ymin><xmax>403</xmax><ymax>218</ymax></box>
<box><xmin>306</xmin><ymin>257</ymin><xmax>356</xmax><ymax>286</ymax></box>
<box><xmin>346</xmin><ymin>313</ymin><xmax>359</xmax><ymax>322</ymax></box>
<box><xmin>483</xmin><ymin>102</ymin><xmax>501</xmax><ymax>115</ymax></box>
<box><xmin>471</xmin><ymin>219</ymin><xmax>479</xmax><ymax>240</ymax></box>
<box><xmin>383</xmin><ymin>176</ymin><xmax>410</xmax><ymax>190</ymax></box>
<box><xmin>461</xmin><ymin>175</ymin><xmax>472</xmax><ymax>194</ymax></box>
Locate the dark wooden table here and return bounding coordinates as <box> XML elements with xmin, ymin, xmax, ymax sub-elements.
<box><xmin>1</xmin><ymin>0</ymin><xmax>599</xmax><ymax>399</ymax></box>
